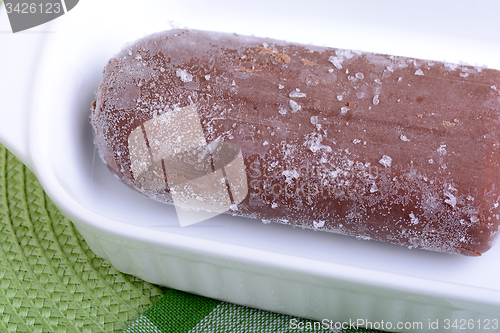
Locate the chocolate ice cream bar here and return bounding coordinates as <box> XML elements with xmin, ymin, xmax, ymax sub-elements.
<box><xmin>91</xmin><ymin>29</ymin><xmax>500</xmax><ymax>255</ymax></box>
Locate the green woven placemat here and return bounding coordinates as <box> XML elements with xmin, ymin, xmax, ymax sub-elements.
<box><xmin>0</xmin><ymin>145</ymin><xmax>167</xmax><ymax>332</ymax></box>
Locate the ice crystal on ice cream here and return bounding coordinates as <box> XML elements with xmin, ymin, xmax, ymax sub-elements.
<box><xmin>176</xmin><ymin>69</ymin><xmax>193</xmax><ymax>82</ymax></box>
<box><xmin>379</xmin><ymin>155</ymin><xmax>392</xmax><ymax>168</ymax></box>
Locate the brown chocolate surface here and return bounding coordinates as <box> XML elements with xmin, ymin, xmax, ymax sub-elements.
<box><xmin>91</xmin><ymin>29</ymin><xmax>500</xmax><ymax>256</ymax></box>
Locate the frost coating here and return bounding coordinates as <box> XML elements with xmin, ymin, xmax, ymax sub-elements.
<box><xmin>313</xmin><ymin>220</ymin><xmax>325</xmax><ymax>228</ymax></box>
<box><xmin>444</xmin><ymin>191</ymin><xmax>457</xmax><ymax>208</ymax></box>
<box><xmin>355</xmin><ymin>72</ymin><xmax>364</xmax><ymax>79</ymax></box>
<box><xmin>378</xmin><ymin>155</ymin><xmax>392</xmax><ymax>168</ymax></box>
<box><xmin>328</xmin><ymin>56</ymin><xmax>343</xmax><ymax>70</ymax></box>
<box><xmin>176</xmin><ymin>69</ymin><xmax>193</xmax><ymax>82</ymax></box>
<box><xmin>289</xmin><ymin>89</ymin><xmax>306</xmax><ymax>98</ymax></box>
<box><xmin>92</xmin><ymin>29</ymin><xmax>500</xmax><ymax>256</ymax></box>
<box><xmin>282</xmin><ymin>170</ymin><xmax>299</xmax><ymax>184</ymax></box>
<box><xmin>304</xmin><ymin>133</ymin><xmax>332</xmax><ymax>153</ymax></box>
<box><xmin>289</xmin><ymin>100</ymin><xmax>301</xmax><ymax>113</ymax></box>
<box><xmin>409</xmin><ymin>212</ymin><xmax>419</xmax><ymax>225</ymax></box>
<box><xmin>415</xmin><ymin>69</ymin><xmax>424</xmax><ymax>76</ymax></box>
<box><xmin>400</xmin><ymin>135</ymin><xmax>410</xmax><ymax>142</ymax></box>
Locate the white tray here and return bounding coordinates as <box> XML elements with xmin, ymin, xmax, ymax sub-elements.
<box><xmin>2</xmin><ymin>1</ymin><xmax>500</xmax><ymax>332</ymax></box>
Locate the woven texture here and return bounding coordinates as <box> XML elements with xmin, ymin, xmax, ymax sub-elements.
<box><xmin>0</xmin><ymin>145</ymin><xmax>166</xmax><ymax>332</ymax></box>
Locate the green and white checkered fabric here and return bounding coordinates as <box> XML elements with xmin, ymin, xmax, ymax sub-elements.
<box><xmin>123</xmin><ymin>290</ymin><xmax>383</xmax><ymax>333</ymax></box>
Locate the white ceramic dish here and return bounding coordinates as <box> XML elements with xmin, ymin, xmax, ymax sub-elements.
<box><xmin>2</xmin><ymin>1</ymin><xmax>500</xmax><ymax>332</ymax></box>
